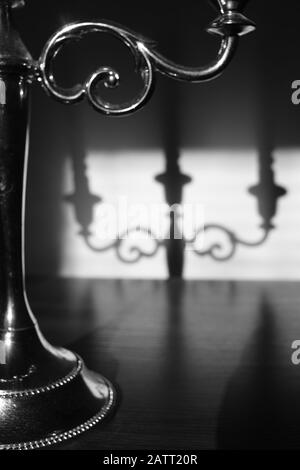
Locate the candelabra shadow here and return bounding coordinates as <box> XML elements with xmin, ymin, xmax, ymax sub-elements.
<box><xmin>61</xmin><ymin>29</ymin><xmax>287</xmax><ymax>276</ymax></box>
<box><xmin>21</xmin><ymin>0</ymin><xmax>300</xmax><ymax>282</ymax></box>
<box><xmin>63</xmin><ymin>118</ymin><xmax>288</xmax><ymax>277</ymax></box>
<box><xmin>65</xmin><ymin>127</ymin><xmax>287</xmax><ymax>279</ymax></box>
<box><xmin>25</xmin><ymin>0</ymin><xmax>287</xmax><ymax>279</ymax></box>
<box><xmin>63</xmin><ymin>107</ymin><xmax>102</xmax><ymax>239</ymax></box>
<box><xmin>216</xmin><ymin>293</ymin><xmax>300</xmax><ymax>450</ymax></box>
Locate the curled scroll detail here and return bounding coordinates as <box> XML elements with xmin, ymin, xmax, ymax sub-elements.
<box><xmin>38</xmin><ymin>22</ymin><xmax>156</xmax><ymax>116</ymax></box>
<box><xmin>84</xmin><ymin>227</ymin><xmax>163</xmax><ymax>264</ymax></box>
<box><xmin>37</xmin><ymin>19</ymin><xmax>244</xmax><ymax>116</ymax></box>
<box><xmin>83</xmin><ymin>224</ymin><xmax>269</xmax><ymax>264</ymax></box>
<box><xmin>187</xmin><ymin>224</ymin><xmax>270</xmax><ymax>262</ymax></box>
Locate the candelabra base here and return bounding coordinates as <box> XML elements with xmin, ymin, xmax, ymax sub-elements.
<box><xmin>0</xmin><ymin>327</ymin><xmax>116</xmax><ymax>450</ymax></box>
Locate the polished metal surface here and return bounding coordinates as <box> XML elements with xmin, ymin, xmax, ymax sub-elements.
<box><xmin>0</xmin><ymin>0</ymin><xmax>24</xmax><ymax>9</ymax></box>
<box><xmin>38</xmin><ymin>2</ymin><xmax>255</xmax><ymax>116</ymax></box>
<box><xmin>0</xmin><ymin>0</ymin><xmax>115</xmax><ymax>449</ymax></box>
<box><xmin>208</xmin><ymin>1</ymin><xmax>250</xmax><ymax>14</ymax></box>
<box><xmin>0</xmin><ymin>352</ymin><xmax>115</xmax><ymax>450</ymax></box>
<box><xmin>0</xmin><ymin>0</ymin><xmax>254</xmax><ymax>448</ymax></box>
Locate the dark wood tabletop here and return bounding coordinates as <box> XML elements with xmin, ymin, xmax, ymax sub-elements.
<box><xmin>26</xmin><ymin>278</ymin><xmax>300</xmax><ymax>450</ymax></box>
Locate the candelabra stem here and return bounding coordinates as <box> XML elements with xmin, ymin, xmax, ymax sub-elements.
<box><xmin>0</xmin><ymin>72</ymin><xmax>34</xmax><ymax>331</ymax></box>
<box><xmin>0</xmin><ymin>1</ymin><xmax>115</xmax><ymax>450</ymax></box>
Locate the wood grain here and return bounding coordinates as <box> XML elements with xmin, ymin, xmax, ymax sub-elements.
<box><xmin>26</xmin><ymin>278</ymin><xmax>300</xmax><ymax>450</ymax></box>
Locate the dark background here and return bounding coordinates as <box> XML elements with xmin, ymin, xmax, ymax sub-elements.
<box><xmin>6</xmin><ymin>1</ymin><xmax>300</xmax><ymax>450</ymax></box>
<box><xmin>13</xmin><ymin>0</ymin><xmax>299</xmax><ymax>276</ymax></box>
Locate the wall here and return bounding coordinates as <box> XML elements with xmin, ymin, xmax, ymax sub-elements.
<box><xmin>15</xmin><ymin>0</ymin><xmax>300</xmax><ymax>279</ymax></box>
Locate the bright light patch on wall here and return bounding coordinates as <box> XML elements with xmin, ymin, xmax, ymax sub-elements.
<box><xmin>184</xmin><ymin>148</ymin><xmax>299</xmax><ymax>280</ymax></box>
<box><xmin>59</xmin><ymin>148</ymin><xmax>299</xmax><ymax>280</ymax></box>
<box><xmin>60</xmin><ymin>151</ymin><xmax>168</xmax><ymax>278</ymax></box>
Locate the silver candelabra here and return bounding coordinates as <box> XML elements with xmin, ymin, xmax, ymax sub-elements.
<box><xmin>0</xmin><ymin>0</ymin><xmax>254</xmax><ymax>449</ymax></box>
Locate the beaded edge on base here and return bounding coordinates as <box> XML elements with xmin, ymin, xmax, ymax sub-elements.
<box><xmin>0</xmin><ymin>357</ymin><xmax>83</xmax><ymax>398</ymax></box>
<box><xmin>0</xmin><ymin>379</ymin><xmax>115</xmax><ymax>450</ymax></box>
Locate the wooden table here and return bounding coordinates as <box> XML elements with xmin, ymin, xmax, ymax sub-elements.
<box><xmin>26</xmin><ymin>278</ymin><xmax>300</xmax><ymax>450</ymax></box>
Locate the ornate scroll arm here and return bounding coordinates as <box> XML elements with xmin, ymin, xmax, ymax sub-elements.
<box><xmin>84</xmin><ymin>227</ymin><xmax>163</xmax><ymax>264</ymax></box>
<box><xmin>189</xmin><ymin>224</ymin><xmax>270</xmax><ymax>262</ymax></box>
<box><xmin>36</xmin><ymin>6</ymin><xmax>255</xmax><ymax>116</ymax></box>
<box><xmin>37</xmin><ymin>22</ymin><xmax>156</xmax><ymax>116</ymax></box>
<box><xmin>82</xmin><ymin>224</ymin><xmax>269</xmax><ymax>265</ymax></box>
<box><xmin>138</xmin><ymin>36</ymin><xmax>238</xmax><ymax>83</ymax></box>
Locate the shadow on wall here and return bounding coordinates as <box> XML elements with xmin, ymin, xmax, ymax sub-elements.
<box><xmin>61</xmin><ymin>78</ymin><xmax>287</xmax><ymax>278</ymax></box>
<box><xmin>217</xmin><ymin>292</ymin><xmax>300</xmax><ymax>449</ymax></box>
<box><xmin>19</xmin><ymin>0</ymin><xmax>296</xmax><ymax>278</ymax></box>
